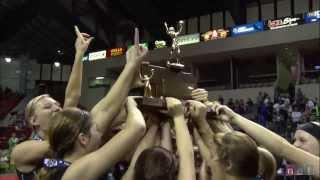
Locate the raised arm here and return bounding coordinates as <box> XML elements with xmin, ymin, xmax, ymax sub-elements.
<box><xmin>90</xmin><ymin>28</ymin><xmax>148</xmax><ymax>133</ymax></box>
<box><xmin>177</xmin><ymin>20</ymin><xmax>184</xmax><ymax>34</ymax></box>
<box><xmin>62</xmin><ymin>97</ymin><xmax>146</xmax><ymax>180</ymax></box>
<box><xmin>166</xmin><ymin>97</ymin><xmax>196</xmax><ymax>180</ymax></box>
<box><xmin>11</xmin><ymin>140</ymin><xmax>49</xmax><ymax>172</ymax></box>
<box><xmin>213</xmin><ymin>103</ymin><xmax>320</xmax><ymax>177</ymax></box>
<box><xmin>187</xmin><ymin>100</ymin><xmax>216</xmax><ymax>153</ymax></box>
<box><xmin>160</xmin><ymin>121</ymin><xmax>173</xmax><ymax>151</ymax></box>
<box><xmin>193</xmin><ymin>128</ymin><xmax>212</xmax><ymax>166</ymax></box>
<box><xmin>64</xmin><ymin>26</ymin><xmax>93</xmax><ymax>108</ymax></box>
<box><xmin>164</xmin><ymin>22</ymin><xmax>169</xmax><ymax>33</ymax></box>
<box><xmin>121</xmin><ymin>123</ymin><xmax>159</xmax><ymax>180</ymax></box>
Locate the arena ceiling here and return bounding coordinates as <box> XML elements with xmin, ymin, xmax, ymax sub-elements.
<box><xmin>0</xmin><ymin>0</ymin><xmax>274</xmax><ymax>64</ymax></box>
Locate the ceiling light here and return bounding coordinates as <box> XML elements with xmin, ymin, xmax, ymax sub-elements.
<box><xmin>54</xmin><ymin>62</ymin><xmax>61</xmax><ymax>67</ymax></box>
<box><xmin>5</xmin><ymin>57</ymin><xmax>12</xmax><ymax>63</ymax></box>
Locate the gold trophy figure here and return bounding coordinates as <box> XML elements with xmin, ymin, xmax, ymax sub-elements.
<box><xmin>140</xmin><ymin>68</ymin><xmax>154</xmax><ymax>98</ymax></box>
<box><xmin>138</xmin><ymin>62</ymin><xmax>166</xmax><ymax>109</ymax></box>
<box><xmin>164</xmin><ymin>20</ymin><xmax>185</xmax><ymax>70</ymax></box>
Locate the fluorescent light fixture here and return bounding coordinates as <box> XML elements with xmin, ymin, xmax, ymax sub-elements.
<box><xmin>96</xmin><ymin>77</ymin><xmax>105</xmax><ymax>80</ymax></box>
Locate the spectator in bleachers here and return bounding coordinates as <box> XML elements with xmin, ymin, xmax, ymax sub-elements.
<box><xmin>257</xmin><ymin>92</ymin><xmax>264</xmax><ymax>105</ymax></box>
<box><xmin>273</xmin><ymin>101</ymin><xmax>282</xmax><ymax>134</ymax></box>
<box><xmin>296</xmin><ymin>88</ymin><xmax>304</xmax><ymax>104</ymax></box>
<box><xmin>306</xmin><ymin>98</ymin><xmax>315</xmax><ymax>110</ymax></box>
<box><xmin>234</xmin><ymin>99</ymin><xmax>240</xmax><ymax>114</ymax></box>
<box><xmin>258</xmin><ymin>99</ymin><xmax>269</xmax><ymax>127</ymax></box>
<box><xmin>8</xmin><ymin>132</ymin><xmax>19</xmax><ymax>155</ymax></box>
<box><xmin>291</xmin><ymin>106</ymin><xmax>303</xmax><ymax>130</ymax></box>
<box><xmin>218</xmin><ymin>95</ymin><xmax>224</xmax><ymax>105</ymax></box>
<box><xmin>247</xmin><ymin>98</ymin><xmax>254</xmax><ymax>107</ymax></box>
<box><xmin>227</xmin><ymin>98</ymin><xmax>234</xmax><ymax>110</ymax></box>
<box><xmin>288</xmin><ymin>83</ymin><xmax>295</xmax><ymax>103</ymax></box>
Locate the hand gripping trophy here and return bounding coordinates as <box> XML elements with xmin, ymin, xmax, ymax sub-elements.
<box><xmin>164</xmin><ymin>20</ymin><xmax>185</xmax><ymax>70</ymax></box>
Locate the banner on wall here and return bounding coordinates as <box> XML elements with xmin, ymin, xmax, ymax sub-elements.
<box><xmin>177</xmin><ymin>33</ymin><xmax>200</xmax><ymax>46</ymax></box>
<box><xmin>201</xmin><ymin>29</ymin><xmax>230</xmax><ymax>41</ymax></box>
<box><xmin>154</xmin><ymin>40</ymin><xmax>167</xmax><ymax>48</ymax></box>
<box><xmin>88</xmin><ymin>50</ymin><xmax>106</xmax><ymax>61</ymax></box>
<box><xmin>107</xmin><ymin>48</ymin><xmax>126</xmax><ymax>57</ymax></box>
<box><xmin>304</xmin><ymin>10</ymin><xmax>320</xmax><ymax>23</ymax></box>
<box><xmin>266</xmin><ymin>16</ymin><xmax>302</xmax><ymax>30</ymax></box>
<box><xmin>231</xmin><ymin>21</ymin><xmax>264</xmax><ymax>36</ymax></box>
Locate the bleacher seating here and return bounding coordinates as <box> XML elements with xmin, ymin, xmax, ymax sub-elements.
<box><xmin>0</xmin><ymin>96</ymin><xmax>23</xmax><ymax>119</ymax></box>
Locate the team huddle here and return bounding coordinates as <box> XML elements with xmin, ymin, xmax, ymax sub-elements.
<box><xmin>10</xmin><ymin>27</ymin><xmax>320</xmax><ymax>180</ymax></box>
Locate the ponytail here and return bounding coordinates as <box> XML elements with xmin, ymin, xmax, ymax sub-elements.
<box><xmin>258</xmin><ymin>147</ymin><xmax>276</xmax><ymax>180</ymax></box>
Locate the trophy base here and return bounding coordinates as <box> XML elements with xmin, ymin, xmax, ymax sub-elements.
<box><xmin>167</xmin><ymin>61</ymin><xmax>184</xmax><ymax>71</ymax></box>
<box><xmin>136</xmin><ymin>97</ymin><xmax>167</xmax><ymax>109</ymax></box>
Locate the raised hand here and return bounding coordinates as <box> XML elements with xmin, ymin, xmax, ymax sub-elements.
<box><xmin>126</xmin><ymin>28</ymin><xmax>148</xmax><ymax>67</ymax></box>
<box><xmin>166</xmin><ymin>97</ymin><xmax>184</xmax><ymax>117</ymax></box>
<box><xmin>191</xmin><ymin>88</ymin><xmax>208</xmax><ymax>102</ymax></box>
<box><xmin>186</xmin><ymin>100</ymin><xmax>207</xmax><ymax>121</ymax></box>
<box><xmin>74</xmin><ymin>26</ymin><xmax>94</xmax><ymax>53</ymax></box>
<box><xmin>125</xmin><ymin>96</ymin><xmax>146</xmax><ymax>129</ymax></box>
<box><xmin>211</xmin><ymin>101</ymin><xmax>235</xmax><ymax>119</ymax></box>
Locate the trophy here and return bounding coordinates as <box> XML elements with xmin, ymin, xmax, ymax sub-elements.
<box><xmin>137</xmin><ymin>61</ymin><xmax>167</xmax><ymax>109</ymax></box>
<box><xmin>137</xmin><ymin>20</ymin><xmax>197</xmax><ymax>110</ymax></box>
<box><xmin>164</xmin><ymin>20</ymin><xmax>185</xmax><ymax>70</ymax></box>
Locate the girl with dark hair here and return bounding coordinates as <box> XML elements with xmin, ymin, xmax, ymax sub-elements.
<box><xmin>210</xmin><ymin>102</ymin><xmax>320</xmax><ymax>178</ymax></box>
<box><xmin>12</xmin><ymin>27</ymin><xmax>148</xmax><ymax>180</ymax></box>
<box><xmin>121</xmin><ymin>97</ymin><xmax>196</xmax><ymax>180</ymax></box>
<box><xmin>34</xmin><ymin>96</ymin><xmax>146</xmax><ymax>180</ymax></box>
<box><xmin>188</xmin><ymin>100</ymin><xmax>276</xmax><ymax>180</ymax></box>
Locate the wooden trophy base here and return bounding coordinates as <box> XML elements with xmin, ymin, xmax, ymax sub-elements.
<box><xmin>136</xmin><ymin>96</ymin><xmax>167</xmax><ymax>110</ymax></box>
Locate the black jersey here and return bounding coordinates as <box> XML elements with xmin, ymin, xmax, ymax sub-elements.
<box><xmin>43</xmin><ymin>158</ymin><xmax>115</xmax><ymax>180</ymax></box>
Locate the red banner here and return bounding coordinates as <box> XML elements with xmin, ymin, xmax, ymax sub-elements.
<box><xmin>107</xmin><ymin>48</ymin><xmax>126</xmax><ymax>57</ymax></box>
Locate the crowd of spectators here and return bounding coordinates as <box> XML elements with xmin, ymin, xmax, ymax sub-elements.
<box><xmin>217</xmin><ymin>89</ymin><xmax>319</xmax><ymax>141</ymax></box>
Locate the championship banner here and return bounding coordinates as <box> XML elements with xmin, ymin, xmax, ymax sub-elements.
<box><xmin>304</xmin><ymin>10</ymin><xmax>320</xmax><ymax>23</ymax></box>
<box><xmin>231</xmin><ymin>21</ymin><xmax>264</xmax><ymax>37</ymax></box>
<box><xmin>266</xmin><ymin>16</ymin><xmax>302</xmax><ymax>30</ymax></box>
<box><xmin>177</xmin><ymin>33</ymin><xmax>200</xmax><ymax>46</ymax></box>
<box><xmin>107</xmin><ymin>48</ymin><xmax>126</xmax><ymax>57</ymax></box>
<box><xmin>88</xmin><ymin>50</ymin><xmax>106</xmax><ymax>61</ymax></box>
<box><xmin>154</xmin><ymin>40</ymin><xmax>167</xmax><ymax>49</ymax></box>
<box><xmin>201</xmin><ymin>29</ymin><xmax>229</xmax><ymax>41</ymax></box>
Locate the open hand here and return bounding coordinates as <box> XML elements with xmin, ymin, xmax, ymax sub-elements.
<box><xmin>186</xmin><ymin>100</ymin><xmax>207</xmax><ymax>121</ymax></box>
<box><xmin>166</xmin><ymin>97</ymin><xmax>184</xmax><ymax>117</ymax></box>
